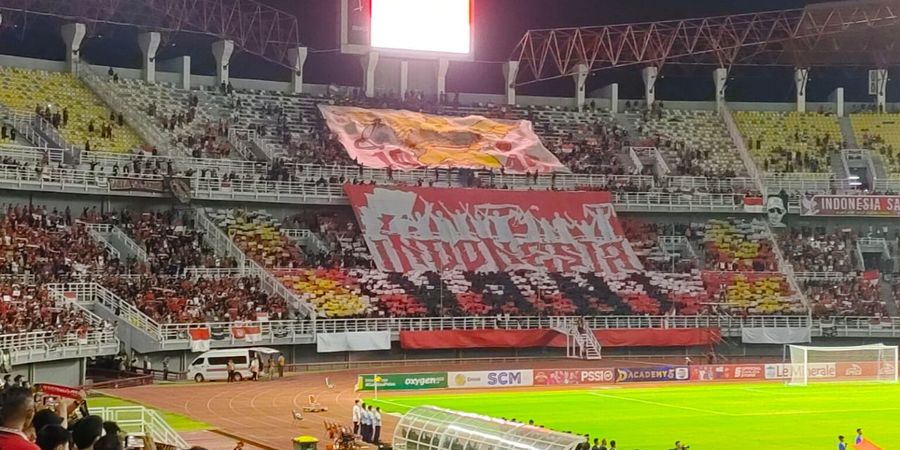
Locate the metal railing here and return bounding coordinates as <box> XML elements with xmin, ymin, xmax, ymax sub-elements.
<box><xmin>613</xmin><ymin>191</ymin><xmax>744</xmax><ymax>211</ymax></box>
<box><xmin>111</xmin><ymin>226</ymin><xmax>148</xmax><ymax>261</ymax></box>
<box><xmin>93</xmin><ymin>406</ymin><xmax>189</xmax><ymax>450</ymax></box>
<box><xmin>0</xmin><ymin>329</ymin><xmax>118</xmax><ymax>365</ymax></box>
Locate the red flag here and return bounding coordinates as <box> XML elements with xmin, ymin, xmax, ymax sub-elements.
<box><xmin>189</xmin><ymin>328</ymin><xmax>211</xmax><ymax>352</ymax></box>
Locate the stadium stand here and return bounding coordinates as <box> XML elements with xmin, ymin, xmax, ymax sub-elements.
<box><xmin>636</xmin><ymin>107</ymin><xmax>745</xmax><ymax>177</ymax></box>
<box><xmin>103</xmin><ymin>274</ymin><xmax>288</xmax><ymax>323</ymax></box>
<box><xmin>851</xmin><ymin>112</ymin><xmax>900</xmax><ymax>171</ymax></box>
<box><xmin>779</xmin><ymin>228</ymin><xmax>857</xmax><ymax>273</ymax></box>
<box><xmin>0</xmin><ymin>67</ymin><xmax>144</xmax><ymax>153</ymax></box>
<box><xmin>97</xmin><ymin>77</ymin><xmax>234</xmax><ymax>158</ymax></box>
<box><xmin>734</xmin><ymin>111</ymin><xmax>842</xmax><ymax>172</ymax></box>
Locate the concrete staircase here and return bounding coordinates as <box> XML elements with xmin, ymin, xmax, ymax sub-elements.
<box><xmin>105</xmin><ymin>226</ymin><xmax>149</xmax><ymax>263</ymax></box>
<box><xmin>839</xmin><ymin>116</ymin><xmax>859</xmax><ymax>148</ymax></box>
<box><xmin>878</xmin><ymin>277</ymin><xmax>898</xmax><ymax>317</ymax></box>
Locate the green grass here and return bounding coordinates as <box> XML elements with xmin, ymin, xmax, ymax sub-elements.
<box><xmin>367</xmin><ymin>382</ymin><xmax>900</xmax><ymax>450</ymax></box>
<box><xmin>87</xmin><ymin>395</ymin><xmax>214</xmax><ymax>432</ymax></box>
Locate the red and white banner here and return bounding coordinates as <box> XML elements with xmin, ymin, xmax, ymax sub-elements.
<box><xmin>231</xmin><ymin>325</ymin><xmax>262</xmax><ymax>343</ymax></box>
<box><xmin>319</xmin><ymin>105</ymin><xmax>567</xmax><ymax>173</ymax></box>
<box><xmin>801</xmin><ymin>195</ymin><xmax>900</xmax><ymax>216</ymax></box>
<box><xmin>344</xmin><ymin>185</ymin><xmax>643</xmax><ymax>273</ymax></box>
<box><xmin>533</xmin><ymin>368</ymin><xmax>616</xmax><ymax>385</ymax></box>
<box><xmin>188</xmin><ymin>327</ymin><xmax>211</xmax><ymax>352</ymax></box>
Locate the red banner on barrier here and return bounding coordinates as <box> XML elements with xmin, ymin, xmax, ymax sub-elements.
<box><xmin>345</xmin><ymin>185</ymin><xmax>643</xmax><ymax>273</ymax></box>
<box><xmin>801</xmin><ymin>195</ymin><xmax>900</xmax><ymax>216</ymax></box>
<box><xmin>533</xmin><ymin>368</ymin><xmax>616</xmax><ymax>385</ymax></box>
<box><xmin>399</xmin><ymin>328</ymin><xmax>720</xmax><ymax>350</ymax></box>
<box><xmin>690</xmin><ymin>364</ymin><xmax>766</xmax><ymax>381</ymax></box>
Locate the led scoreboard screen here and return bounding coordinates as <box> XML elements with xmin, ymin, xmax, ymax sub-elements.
<box><xmin>342</xmin><ymin>0</ymin><xmax>474</xmax><ymax>59</ymax></box>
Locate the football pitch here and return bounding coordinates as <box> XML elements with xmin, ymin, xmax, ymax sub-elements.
<box><xmin>367</xmin><ymin>382</ymin><xmax>900</xmax><ymax>449</ymax></box>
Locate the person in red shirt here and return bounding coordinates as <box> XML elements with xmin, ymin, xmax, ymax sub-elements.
<box><xmin>0</xmin><ymin>386</ymin><xmax>39</xmax><ymax>450</ymax></box>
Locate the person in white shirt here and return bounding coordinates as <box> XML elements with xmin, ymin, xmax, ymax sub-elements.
<box><xmin>359</xmin><ymin>402</ymin><xmax>372</xmax><ymax>442</ymax></box>
<box><xmin>372</xmin><ymin>406</ymin><xmax>382</xmax><ymax>443</ymax></box>
<box><xmin>351</xmin><ymin>400</ymin><xmax>362</xmax><ymax>435</ymax></box>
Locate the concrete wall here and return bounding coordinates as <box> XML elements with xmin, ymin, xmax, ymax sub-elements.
<box><xmin>8</xmin><ymin>358</ymin><xmax>85</xmax><ymax>386</ymax></box>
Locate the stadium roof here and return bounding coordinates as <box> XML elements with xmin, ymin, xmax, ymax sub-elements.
<box><xmin>512</xmin><ymin>0</ymin><xmax>900</xmax><ymax>86</ymax></box>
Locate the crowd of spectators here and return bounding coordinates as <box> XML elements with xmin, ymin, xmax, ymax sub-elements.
<box><xmin>0</xmin><ymin>283</ymin><xmax>92</xmax><ymax>337</ymax></box>
<box><xmin>779</xmin><ymin>228</ymin><xmax>856</xmax><ymax>273</ymax></box>
<box><xmin>0</xmin><ymin>204</ymin><xmax>128</xmax><ymax>279</ymax></box>
<box><xmin>0</xmin><ymin>378</ymin><xmax>211</xmax><ymax>450</ymax></box>
<box><xmin>805</xmin><ymin>278</ymin><xmax>884</xmax><ymax>317</ymax></box>
<box><xmin>102</xmin><ymin>275</ymin><xmax>287</xmax><ymax>324</ymax></box>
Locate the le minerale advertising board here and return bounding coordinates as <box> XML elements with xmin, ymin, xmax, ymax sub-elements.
<box><xmin>356</xmin><ymin>372</ymin><xmax>448</xmax><ymax>391</ymax></box>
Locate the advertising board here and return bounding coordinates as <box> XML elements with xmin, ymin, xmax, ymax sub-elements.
<box><xmin>533</xmin><ymin>368</ymin><xmax>616</xmax><ymax>385</ymax></box>
<box><xmin>356</xmin><ymin>372</ymin><xmax>448</xmax><ymax>391</ymax></box>
<box><xmin>447</xmin><ymin>370</ymin><xmax>534</xmax><ymax>389</ymax></box>
<box><xmin>689</xmin><ymin>364</ymin><xmax>766</xmax><ymax>381</ymax></box>
<box><xmin>615</xmin><ymin>366</ymin><xmax>690</xmax><ymax>383</ymax></box>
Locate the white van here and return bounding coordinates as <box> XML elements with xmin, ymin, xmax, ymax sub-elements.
<box><xmin>187</xmin><ymin>347</ymin><xmax>281</xmax><ymax>382</ymax></box>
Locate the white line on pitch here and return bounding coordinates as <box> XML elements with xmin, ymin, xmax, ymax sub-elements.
<box><xmin>587</xmin><ymin>391</ymin><xmax>733</xmax><ymax>416</ymax></box>
<box><xmin>371</xmin><ymin>399</ymin><xmax>415</xmax><ymax>410</ymax></box>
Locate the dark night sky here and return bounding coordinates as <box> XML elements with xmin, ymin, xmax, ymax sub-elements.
<box><xmin>0</xmin><ymin>0</ymin><xmax>892</xmax><ymax>102</ymax></box>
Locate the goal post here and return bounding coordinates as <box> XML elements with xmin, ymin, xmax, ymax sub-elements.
<box><xmin>786</xmin><ymin>344</ymin><xmax>898</xmax><ymax>386</ymax></box>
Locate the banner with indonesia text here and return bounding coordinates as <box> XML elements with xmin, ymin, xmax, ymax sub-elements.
<box><xmin>801</xmin><ymin>195</ymin><xmax>900</xmax><ymax>216</ymax></box>
<box><xmin>344</xmin><ymin>185</ymin><xmax>643</xmax><ymax>273</ymax></box>
<box><xmin>319</xmin><ymin>105</ymin><xmax>567</xmax><ymax>173</ymax></box>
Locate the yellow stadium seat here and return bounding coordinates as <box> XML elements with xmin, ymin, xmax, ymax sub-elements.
<box><xmin>0</xmin><ymin>67</ymin><xmax>143</xmax><ymax>153</ymax></box>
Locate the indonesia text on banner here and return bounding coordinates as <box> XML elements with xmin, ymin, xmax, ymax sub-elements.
<box><xmin>801</xmin><ymin>195</ymin><xmax>900</xmax><ymax>216</ymax></box>
<box><xmin>316</xmin><ymin>331</ymin><xmax>391</xmax><ymax>353</ymax></box>
<box><xmin>319</xmin><ymin>105</ymin><xmax>567</xmax><ymax>173</ymax></box>
<box><xmin>344</xmin><ymin>184</ymin><xmax>643</xmax><ymax>273</ymax></box>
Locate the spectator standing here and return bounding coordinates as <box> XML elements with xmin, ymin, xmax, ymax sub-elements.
<box><xmin>143</xmin><ymin>356</ymin><xmax>151</xmax><ymax>375</ymax></box>
<box><xmin>359</xmin><ymin>402</ymin><xmax>372</xmax><ymax>442</ymax></box>
<box><xmin>226</xmin><ymin>359</ymin><xmax>236</xmax><ymax>382</ymax></box>
<box><xmin>373</xmin><ymin>407</ymin><xmax>382</xmax><ymax>443</ymax></box>
<box><xmin>36</xmin><ymin>424</ymin><xmax>69</xmax><ymax>450</ymax></box>
<box><xmin>277</xmin><ymin>353</ymin><xmax>285</xmax><ymax>378</ymax></box>
<box><xmin>351</xmin><ymin>400</ymin><xmax>361</xmax><ymax>434</ymax></box>
<box><xmin>162</xmin><ymin>356</ymin><xmax>170</xmax><ymax>381</ymax></box>
<box><xmin>71</xmin><ymin>415</ymin><xmax>104</xmax><ymax>450</ymax></box>
<box><xmin>250</xmin><ymin>357</ymin><xmax>259</xmax><ymax>381</ymax></box>
<box><xmin>266</xmin><ymin>358</ymin><xmax>275</xmax><ymax>381</ymax></box>
<box><xmin>0</xmin><ymin>386</ymin><xmax>39</xmax><ymax>450</ymax></box>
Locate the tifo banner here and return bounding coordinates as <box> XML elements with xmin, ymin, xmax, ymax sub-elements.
<box><xmin>344</xmin><ymin>185</ymin><xmax>642</xmax><ymax>273</ymax></box>
<box><xmin>316</xmin><ymin>331</ymin><xmax>391</xmax><ymax>353</ymax></box>
<box><xmin>356</xmin><ymin>372</ymin><xmax>448</xmax><ymax>391</ymax></box>
<box><xmin>319</xmin><ymin>105</ymin><xmax>567</xmax><ymax>173</ymax></box>
<box><xmin>615</xmin><ymin>366</ymin><xmax>690</xmax><ymax>383</ymax></box>
<box><xmin>741</xmin><ymin>327</ymin><xmax>811</xmax><ymax>344</ymax></box>
<box><xmin>801</xmin><ymin>195</ymin><xmax>900</xmax><ymax>216</ymax></box>
<box><xmin>690</xmin><ymin>364</ymin><xmax>766</xmax><ymax>381</ymax></box>
<box><xmin>448</xmin><ymin>370</ymin><xmax>534</xmax><ymax>389</ymax></box>
<box><xmin>533</xmin><ymin>368</ymin><xmax>616</xmax><ymax>385</ymax></box>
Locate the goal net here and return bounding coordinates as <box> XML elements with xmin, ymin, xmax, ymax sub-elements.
<box><xmin>786</xmin><ymin>344</ymin><xmax>898</xmax><ymax>386</ymax></box>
